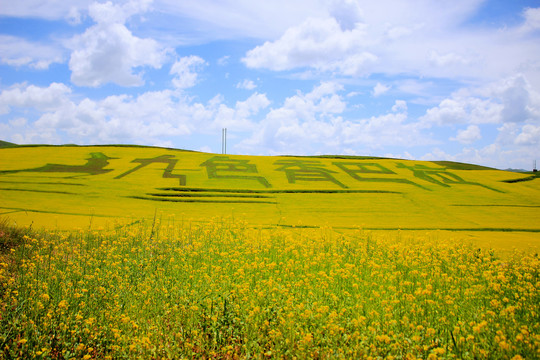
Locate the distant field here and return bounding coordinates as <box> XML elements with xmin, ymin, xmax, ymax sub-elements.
<box><xmin>0</xmin><ymin>144</ymin><xmax>539</xmax><ymax>253</ymax></box>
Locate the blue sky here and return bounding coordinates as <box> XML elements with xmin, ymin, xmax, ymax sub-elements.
<box><xmin>1</xmin><ymin>0</ymin><xmax>539</xmax><ymax>169</ymax></box>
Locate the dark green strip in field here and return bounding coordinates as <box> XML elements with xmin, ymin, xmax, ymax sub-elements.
<box><xmin>0</xmin><ymin>207</ymin><xmax>110</xmax><ymax>218</ymax></box>
<box><xmin>0</xmin><ymin>188</ymin><xmax>78</xmax><ymax>195</ymax></box>
<box><xmin>0</xmin><ymin>180</ymin><xmax>86</xmax><ymax>186</ymax></box>
<box><xmin>279</xmin><ymin>224</ymin><xmax>540</xmax><ymax>232</ymax></box>
<box><xmin>147</xmin><ymin>192</ymin><xmax>275</xmax><ymax>199</ymax></box>
<box><xmin>158</xmin><ymin>187</ymin><xmax>401</xmax><ymax>194</ymax></box>
<box><xmin>129</xmin><ymin>196</ymin><xmax>278</xmax><ymax>204</ymax></box>
<box><xmin>451</xmin><ymin>204</ymin><xmax>540</xmax><ymax>208</ymax></box>
<box><xmin>501</xmin><ymin>175</ymin><xmax>539</xmax><ymax>183</ymax></box>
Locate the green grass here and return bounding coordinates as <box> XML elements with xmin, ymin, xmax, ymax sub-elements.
<box><xmin>0</xmin><ymin>140</ymin><xmax>17</xmax><ymax>148</ymax></box>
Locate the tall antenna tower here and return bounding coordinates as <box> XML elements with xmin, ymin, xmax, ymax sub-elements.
<box><xmin>221</xmin><ymin>128</ymin><xmax>227</xmax><ymax>154</ymax></box>
<box><xmin>534</xmin><ymin>159</ymin><xmax>537</xmax><ymax>172</ymax></box>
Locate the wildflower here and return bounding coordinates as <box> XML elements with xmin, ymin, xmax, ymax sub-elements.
<box><xmin>58</xmin><ymin>300</ymin><xmax>68</xmax><ymax>309</ymax></box>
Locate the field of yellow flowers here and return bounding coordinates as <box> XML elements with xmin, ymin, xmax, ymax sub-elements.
<box><xmin>1</xmin><ymin>145</ymin><xmax>539</xmax><ymax>234</ymax></box>
<box><xmin>1</xmin><ymin>144</ymin><xmax>539</xmax><ymax>358</ymax></box>
<box><xmin>1</xmin><ymin>218</ymin><xmax>538</xmax><ymax>359</ymax></box>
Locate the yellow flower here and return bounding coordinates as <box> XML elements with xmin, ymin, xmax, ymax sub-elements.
<box><xmin>58</xmin><ymin>300</ymin><xmax>68</xmax><ymax>309</ymax></box>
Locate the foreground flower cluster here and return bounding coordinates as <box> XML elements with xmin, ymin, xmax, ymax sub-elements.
<box><xmin>1</xmin><ymin>219</ymin><xmax>539</xmax><ymax>359</ymax></box>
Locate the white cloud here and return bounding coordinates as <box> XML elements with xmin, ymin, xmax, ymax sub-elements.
<box><xmin>212</xmin><ymin>93</ymin><xmax>270</xmax><ymax>130</ymax></box>
<box><xmin>421</xmin><ymin>75</ymin><xmax>540</xmax><ymax>126</ymax></box>
<box><xmin>0</xmin><ymin>35</ymin><xmax>64</xmax><ymax>70</ymax></box>
<box><xmin>372</xmin><ymin>82</ymin><xmax>390</xmax><ymax>97</ymax></box>
<box><xmin>515</xmin><ymin>124</ymin><xmax>540</xmax><ymax>146</ymax></box>
<box><xmin>67</xmin><ymin>0</ymin><xmax>169</xmax><ymax>87</ymax></box>
<box><xmin>9</xmin><ymin>117</ymin><xmax>27</xmax><ymax>127</ymax></box>
<box><xmin>0</xmin><ymin>81</ymin><xmax>272</xmax><ymax>148</ymax></box>
<box><xmin>421</xmin><ymin>99</ymin><xmax>470</xmax><ymax>125</ymax></box>
<box><xmin>329</xmin><ymin>0</ymin><xmax>364</xmax><ymax>31</ymax></box>
<box><xmin>428</xmin><ymin>50</ymin><xmax>470</xmax><ymax>67</ymax></box>
<box><xmin>0</xmin><ymin>0</ymin><xmax>92</xmax><ymax>20</ymax></box>
<box><xmin>0</xmin><ymin>83</ymin><xmax>72</xmax><ymax>114</ymax></box>
<box><xmin>242</xmin><ymin>0</ymin><xmax>540</xmax><ymax>85</ymax></box>
<box><xmin>156</xmin><ymin>0</ymin><xmax>326</xmax><ymax>41</ymax></box>
<box><xmin>170</xmin><ymin>56</ymin><xmax>207</xmax><ymax>89</ymax></box>
<box><xmin>217</xmin><ymin>55</ymin><xmax>230</xmax><ymax>66</ymax></box>
<box><xmin>392</xmin><ymin>100</ymin><xmax>407</xmax><ymax>112</ymax></box>
<box><xmin>519</xmin><ymin>7</ymin><xmax>540</xmax><ymax>33</ymax></box>
<box><xmin>243</xmin><ymin>17</ymin><xmax>376</xmax><ymax>75</ymax></box>
<box><xmin>451</xmin><ymin>125</ymin><xmax>481</xmax><ymax>144</ymax></box>
<box><xmin>237</xmin><ymin>81</ymin><xmax>431</xmax><ymax>155</ymax></box>
<box><xmin>236</xmin><ymin>79</ymin><xmax>257</xmax><ymax>90</ymax></box>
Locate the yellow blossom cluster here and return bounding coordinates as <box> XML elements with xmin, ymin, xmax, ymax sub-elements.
<box><xmin>0</xmin><ymin>219</ymin><xmax>538</xmax><ymax>359</ymax></box>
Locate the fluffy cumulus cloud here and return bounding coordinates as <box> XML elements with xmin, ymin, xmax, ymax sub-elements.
<box><xmin>243</xmin><ymin>1</ymin><xmax>540</xmax><ymax>84</ymax></box>
<box><xmin>243</xmin><ymin>17</ymin><xmax>377</xmax><ymax>76</ymax></box>
<box><xmin>0</xmin><ymin>35</ymin><xmax>64</xmax><ymax>69</ymax></box>
<box><xmin>451</xmin><ymin>125</ymin><xmax>482</xmax><ymax>144</ymax></box>
<box><xmin>210</xmin><ymin>93</ymin><xmax>270</xmax><ymax>131</ymax></box>
<box><xmin>236</xmin><ymin>79</ymin><xmax>257</xmax><ymax>90</ymax></box>
<box><xmin>372</xmin><ymin>82</ymin><xmax>390</xmax><ymax>97</ymax></box>
<box><xmin>421</xmin><ymin>75</ymin><xmax>540</xmax><ymax>126</ymax></box>
<box><xmin>418</xmin><ymin>74</ymin><xmax>540</xmax><ymax>168</ymax></box>
<box><xmin>0</xmin><ymin>82</ymin><xmax>272</xmax><ymax>148</ymax></box>
<box><xmin>170</xmin><ymin>56</ymin><xmax>207</xmax><ymax>89</ymax></box>
<box><xmin>0</xmin><ymin>0</ymin><xmax>92</xmax><ymax>20</ymax></box>
<box><xmin>0</xmin><ymin>83</ymin><xmax>72</xmax><ymax>115</ymax></box>
<box><xmin>68</xmin><ymin>0</ymin><xmax>169</xmax><ymax>87</ymax></box>
<box><xmin>237</xmin><ymin>83</ymin><xmax>430</xmax><ymax>155</ymax></box>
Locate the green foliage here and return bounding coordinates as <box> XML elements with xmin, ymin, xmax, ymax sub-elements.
<box><xmin>0</xmin><ymin>217</ymin><xmax>31</xmax><ymax>254</ymax></box>
<box><xmin>0</xmin><ymin>140</ymin><xmax>17</xmax><ymax>148</ymax></box>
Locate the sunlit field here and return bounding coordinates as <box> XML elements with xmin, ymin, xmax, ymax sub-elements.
<box><xmin>1</xmin><ymin>144</ymin><xmax>539</xmax><ymax>358</ymax></box>
<box><xmin>1</xmin><ymin>218</ymin><xmax>539</xmax><ymax>359</ymax></box>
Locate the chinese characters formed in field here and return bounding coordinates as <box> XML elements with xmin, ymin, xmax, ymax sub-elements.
<box><xmin>0</xmin><ymin>152</ymin><xmax>503</xmax><ymax>192</ymax></box>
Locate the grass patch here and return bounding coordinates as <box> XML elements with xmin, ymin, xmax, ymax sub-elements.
<box><xmin>158</xmin><ymin>187</ymin><xmax>401</xmax><ymax>194</ymax></box>
<box><xmin>0</xmin><ymin>181</ymin><xmax>86</xmax><ymax>186</ymax></box>
<box><xmin>432</xmin><ymin>161</ymin><xmax>496</xmax><ymax>171</ymax></box>
<box><xmin>451</xmin><ymin>204</ymin><xmax>540</xmax><ymax>208</ymax></box>
<box><xmin>0</xmin><ymin>188</ymin><xmax>78</xmax><ymax>195</ymax></box>
<box><xmin>128</xmin><ymin>196</ymin><xmax>278</xmax><ymax>204</ymax></box>
<box><xmin>146</xmin><ymin>192</ymin><xmax>275</xmax><ymax>199</ymax></box>
<box><xmin>501</xmin><ymin>174</ymin><xmax>540</xmax><ymax>183</ymax></box>
<box><xmin>0</xmin><ymin>140</ymin><xmax>17</xmax><ymax>148</ymax></box>
<box><xmin>0</xmin><ymin>217</ymin><xmax>31</xmax><ymax>254</ymax></box>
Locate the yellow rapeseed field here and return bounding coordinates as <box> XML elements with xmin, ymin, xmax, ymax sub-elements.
<box><xmin>1</xmin><ymin>145</ymin><xmax>539</xmax><ymax>253</ymax></box>
<box><xmin>0</xmin><ymin>219</ymin><xmax>538</xmax><ymax>359</ymax></box>
<box><xmin>0</xmin><ymin>144</ymin><xmax>539</xmax><ymax>358</ymax></box>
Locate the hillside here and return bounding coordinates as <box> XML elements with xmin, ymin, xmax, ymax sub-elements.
<box><xmin>0</xmin><ymin>140</ymin><xmax>17</xmax><ymax>148</ymax></box>
<box><xmin>1</xmin><ymin>144</ymin><xmax>539</xmax><ymax>252</ymax></box>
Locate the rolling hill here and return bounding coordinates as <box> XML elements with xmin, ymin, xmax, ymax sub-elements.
<box><xmin>1</xmin><ymin>144</ymin><xmax>539</xmax><ymax>252</ymax></box>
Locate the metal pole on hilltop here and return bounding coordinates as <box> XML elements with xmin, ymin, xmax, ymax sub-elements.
<box><xmin>221</xmin><ymin>128</ymin><xmax>227</xmax><ymax>154</ymax></box>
